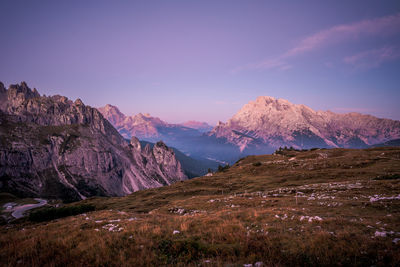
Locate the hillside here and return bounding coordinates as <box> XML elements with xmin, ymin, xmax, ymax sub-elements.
<box><xmin>1</xmin><ymin>147</ymin><xmax>399</xmax><ymax>266</ymax></box>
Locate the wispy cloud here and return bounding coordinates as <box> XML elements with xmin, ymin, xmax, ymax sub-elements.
<box><xmin>234</xmin><ymin>12</ymin><xmax>400</xmax><ymax>72</ymax></box>
<box><xmin>343</xmin><ymin>46</ymin><xmax>400</xmax><ymax>69</ymax></box>
<box><xmin>214</xmin><ymin>100</ymin><xmax>242</xmax><ymax>106</ymax></box>
<box><xmin>332</xmin><ymin>107</ymin><xmax>380</xmax><ymax>114</ymax></box>
<box><xmin>214</xmin><ymin>100</ymin><xmax>227</xmax><ymax>105</ymax></box>
<box><xmin>232</xmin><ymin>58</ymin><xmax>292</xmax><ymax>73</ymax></box>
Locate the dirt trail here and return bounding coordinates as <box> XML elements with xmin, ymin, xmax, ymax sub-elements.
<box><xmin>11</xmin><ymin>198</ymin><xmax>47</xmax><ymax>219</ymax></box>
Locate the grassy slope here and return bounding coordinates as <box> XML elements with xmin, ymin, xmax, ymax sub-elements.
<box><xmin>1</xmin><ymin>147</ymin><xmax>400</xmax><ymax>266</ymax></box>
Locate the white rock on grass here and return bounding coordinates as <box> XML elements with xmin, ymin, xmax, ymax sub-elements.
<box><xmin>370</xmin><ymin>194</ymin><xmax>400</xmax><ymax>202</ymax></box>
<box><xmin>102</xmin><ymin>224</ymin><xmax>123</xmax><ymax>232</ymax></box>
<box><xmin>374</xmin><ymin>231</ymin><xmax>387</xmax><ymax>237</ymax></box>
<box><xmin>300</xmin><ymin>215</ymin><xmax>322</xmax><ymax>222</ymax></box>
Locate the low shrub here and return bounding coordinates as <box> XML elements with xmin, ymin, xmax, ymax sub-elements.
<box><xmin>217</xmin><ymin>164</ymin><xmax>230</xmax><ymax>172</ymax></box>
<box><xmin>29</xmin><ymin>204</ymin><xmax>95</xmax><ymax>222</ymax></box>
<box><xmin>373</xmin><ymin>174</ymin><xmax>400</xmax><ymax>180</ymax></box>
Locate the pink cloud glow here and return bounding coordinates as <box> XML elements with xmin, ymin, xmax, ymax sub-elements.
<box><xmin>235</xmin><ymin>12</ymin><xmax>400</xmax><ymax>72</ymax></box>
<box><xmin>343</xmin><ymin>46</ymin><xmax>400</xmax><ymax>69</ymax></box>
<box><xmin>284</xmin><ymin>12</ymin><xmax>400</xmax><ymax>57</ymax></box>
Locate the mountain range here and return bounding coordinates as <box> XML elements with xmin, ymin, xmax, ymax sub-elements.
<box><xmin>0</xmin><ymin>82</ymin><xmax>186</xmax><ymax>201</ymax></box>
<box><xmin>100</xmin><ymin>96</ymin><xmax>400</xmax><ymax>163</ymax></box>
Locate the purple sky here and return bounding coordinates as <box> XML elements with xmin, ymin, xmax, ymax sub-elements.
<box><xmin>1</xmin><ymin>0</ymin><xmax>400</xmax><ymax>124</ymax></box>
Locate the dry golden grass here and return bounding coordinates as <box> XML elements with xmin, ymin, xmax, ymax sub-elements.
<box><xmin>1</xmin><ymin>147</ymin><xmax>400</xmax><ymax>266</ymax></box>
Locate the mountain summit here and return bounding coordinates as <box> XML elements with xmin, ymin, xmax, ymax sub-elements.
<box><xmin>208</xmin><ymin>96</ymin><xmax>400</xmax><ymax>152</ymax></box>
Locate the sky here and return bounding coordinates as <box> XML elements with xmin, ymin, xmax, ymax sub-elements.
<box><xmin>1</xmin><ymin>0</ymin><xmax>400</xmax><ymax>125</ymax></box>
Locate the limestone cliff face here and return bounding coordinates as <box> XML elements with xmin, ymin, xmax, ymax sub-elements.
<box><xmin>0</xmin><ymin>82</ymin><xmax>186</xmax><ymax>201</ymax></box>
<box><xmin>152</xmin><ymin>141</ymin><xmax>187</xmax><ymax>182</ymax></box>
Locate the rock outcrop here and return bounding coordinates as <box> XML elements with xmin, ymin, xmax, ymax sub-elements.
<box><xmin>208</xmin><ymin>96</ymin><xmax>400</xmax><ymax>152</ymax></box>
<box><xmin>0</xmin><ymin>82</ymin><xmax>186</xmax><ymax>201</ymax></box>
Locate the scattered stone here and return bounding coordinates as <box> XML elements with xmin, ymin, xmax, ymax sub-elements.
<box><xmin>370</xmin><ymin>194</ymin><xmax>400</xmax><ymax>202</ymax></box>
<box><xmin>374</xmin><ymin>231</ymin><xmax>387</xmax><ymax>237</ymax></box>
<box><xmin>102</xmin><ymin>224</ymin><xmax>123</xmax><ymax>232</ymax></box>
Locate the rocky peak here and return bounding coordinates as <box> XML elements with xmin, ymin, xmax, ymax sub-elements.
<box><xmin>130</xmin><ymin>136</ymin><xmax>141</xmax><ymax>151</ymax></box>
<box><xmin>255</xmin><ymin>95</ymin><xmax>276</xmax><ymax>103</ymax></box>
<box><xmin>153</xmin><ymin>141</ymin><xmax>175</xmax><ymax>165</ymax></box>
<box><xmin>143</xmin><ymin>143</ymin><xmax>153</xmax><ymax>155</ymax></box>
<box><xmin>154</xmin><ymin>140</ymin><xmax>169</xmax><ymax>150</ymax></box>
<box><xmin>152</xmin><ymin>140</ymin><xmax>186</xmax><ymax>181</ymax></box>
<box><xmin>97</xmin><ymin>104</ymin><xmax>126</xmax><ymax>126</ymax></box>
<box><xmin>133</xmin><ymin>113</ymin><xmax>164</xmax><ymax>125</ymax></box>
<box><xmin>0</xmin><ymin>82</ymin><xmax>6</xmax><ymax>93</ymax></box>
<box><xmin>5</xmin><ymin>82</ymin><xmax>40</xmax><ymax>107</ymax></box>
<box><xmin>74</xmin><ymin>98</ymin><xmax>84</xmax><ymax>106</ymax></box>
